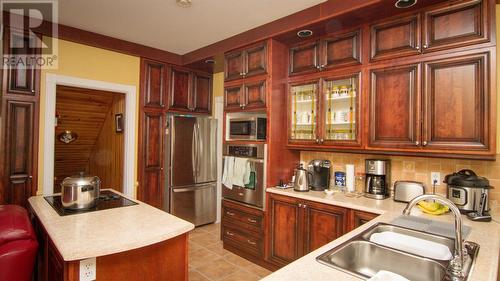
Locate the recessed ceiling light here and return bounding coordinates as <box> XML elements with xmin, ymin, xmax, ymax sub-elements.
<box><xmin>395</xmin><ymin>0</ymin><xmax>417</xmax><ymax>8</ymax></box>
<box><xmin>176</xmin><ymin>0</ymin><xmax>192</xmax><ymax>8</ymax></box>
<box><xmin>297</xmin><ymin>29</ymin><xmax>313</xmax><ymax>38</ymax></box>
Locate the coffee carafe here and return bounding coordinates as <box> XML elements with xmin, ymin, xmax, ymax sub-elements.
<box><xmin>364</xmin><ymin>159</ymin><xmax>390</xmax><ymax>200</ymax></box>
<box><xmin>293</xmin><ymin>164</ymin><xmax>310</xmax><ymax>192</ymax></box>
<box><xmin>307</xmin><ymin>160</ymin><xmax>331</xmax><ymax>191</ymax></box>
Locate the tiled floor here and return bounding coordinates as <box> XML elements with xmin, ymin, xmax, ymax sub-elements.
<box><xmin>189</xmin><ymin>223</ymin><xmax>272</xmax><ymax>281</ymax></box>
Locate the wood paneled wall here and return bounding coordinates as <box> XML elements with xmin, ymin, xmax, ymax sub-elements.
<box><xmin>54</xmin><ymin>86</ymin><xmax>124</xmax><ymax>192</ymax></box>
<box><xmin>89</xmin><ymin>95</ymin><xmax>125</xmax><ymax>191</ymax></box>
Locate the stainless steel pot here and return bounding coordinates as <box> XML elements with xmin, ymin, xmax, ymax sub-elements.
<box><xmin>60</xmin><ymin>172</ymin><xmax>101</xmax><ymax>210</ymax></box>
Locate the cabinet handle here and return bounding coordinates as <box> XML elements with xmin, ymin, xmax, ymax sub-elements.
<box><xmin>247</xmin><ymin>218</ymin><xmax>257</xmax><ymax>223</ymax></box>
<box><xmin>316</xmin><ymin>65</ymin><xmax>321</xmax><ymax>70</ymax></box>
<box><xmin>415</xmin><ymin>141</ymin><xmax>420</xmax><ymax>146</ymax></box>
<box><xmin>423</xmin><ymin>44</ymin><xmax>428</xmax><ymax>49</ymax></box>
<box><xmin>303</xmin><ymin>204</ymin><xmax>307</xmax><ymax>209</ymax></box>
<box><xmin>31</xmin><ymin>89</ymin><xmax>35</xmax><ymax>93</ymax></box>
<box><xmin>416</xmin><ymin>46</ymin><xmax>420</xmax><ymax>50</ymax></box>
<box><xmin>240</xmin><ymin>72</ymin><xmax>244</xmax><ymax>76</ymax></box>
<box><xmin>226</xmin><ymin>211</ymin><xmax>235</xmax><ymax>216</ymax></box>
<box><xmin>422</xmin><ymin>141</ymin><xmax>428</xmax><ymax>146</ymax></box>
<box><xmin>315</xmin><ymin>139</ymin><xmax>320</xmax><ymax>144</ymax></box>
<box><xmin>28</xmin><ymin>175</ymin><xmax>33</xmax><ymax>179</ymax></box>
<box><xmin>320</xmin><ymin>139</ymin><xmax>324</xmax><ymax>144</ymax></box>
<box><xmin>226</xmin><ymin>231</ymin><xmax>234</xmax><ymax>236</ymax></box>
<box><xmin>247</xmin><ymin>239</ymin><xmax>257</xmax><ymax>245</ymax></box>
<box><xmin>298</xmin><ymin>203</ymin><xmax>302</xmax><ymax>207</ymax></box>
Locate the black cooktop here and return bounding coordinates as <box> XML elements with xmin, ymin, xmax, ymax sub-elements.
<box><xmin>44</xmin><ymin>190</ymin><xmax>138</xmax><ymax>216</ymax></box>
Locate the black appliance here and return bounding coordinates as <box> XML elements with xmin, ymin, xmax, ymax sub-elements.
<box><xmin>228</xmin><ymin>117</ymin><xmax>267</xmax><ymax>140</ymax></box>
<box><xmin>307</xmin><ymin>160</ymin><xmax>331</xmax><ymax>191</ymax></box>
<box><xmin>44</xmin><ymin>190</ymin><xmax>137</xmax><ymax>216</ymax></box>
<box><xmin>364</xmin><ymin>159</ymin><xmax>390</xmax><ymax>200</ymax></box>
<box><xmin>445</xmin><ymin>169</ymin><xmax>493</xmax><ymax>214</ymax></box>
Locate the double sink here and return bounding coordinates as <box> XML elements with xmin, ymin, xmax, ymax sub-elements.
<box><xmin>317</xmin><ymin>223</ymin><xmax>479</xmax><ymax>281</ymax></box>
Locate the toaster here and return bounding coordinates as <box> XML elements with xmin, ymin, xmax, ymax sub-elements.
<box><xmin>393</xmin><ymin>181</ymin><xmax>425</xmax><ymax>203</ymax></box>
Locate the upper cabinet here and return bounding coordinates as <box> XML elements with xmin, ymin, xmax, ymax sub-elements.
<box><xmin>168</xmin><ymin>66</ymin><xmax>212</xmax><ymax>114</ymax></box>
<box><xmin>142</xmin><ymin>59</ymin><xmax>168</xmax><ymax>109</ymax></box>
<box><xmin>368</xmin><ymin>51</ymin><xmax>492</xmax><ymax>155</ymax></box>
<box><xmin>224</xmin><ymin>78</ymin><xmax>267</xmax><ymax>112</ymax></box>
<box><xmin>370</xmin><ymin>0</ymin><xmax>490</xmax><ymax>61</ymax></box>
<box><xmin>370</xmin><ymin>14</ymin><xmax>421</xmax><ymax>61</ymax></box>
<box><xmin>224</xmin><ymin>42</ymin><xmax>267</xmax><ymax>81</ymax></box>
<box><xmin>422</xmin><ymin>0</ymin><xmax>489</xmax><ymax>52</ymax></box>
<box><xmin>288</xmin><ymin>72</ymin><xmax>361</xmax><ymax>147</ymax></box>
<box><xmin>289</xmin><ymin>29</ymin><xmax>362</xmax><ymax>75</ymax></box>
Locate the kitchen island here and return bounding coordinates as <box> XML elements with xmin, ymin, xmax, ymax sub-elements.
<box><xmin>28</xmin><ymin>189</ymin><xmax>194</xmax><ymax>281</ymax></box>
<box><xmin>263</xmin><ymin>188</ymin><xmax>500</xmax><ymax>281</ymax></box>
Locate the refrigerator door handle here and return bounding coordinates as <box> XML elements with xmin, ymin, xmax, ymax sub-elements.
<box><xmin>196</xmin><ymin>122</ymin><xmax>202</xmax><ymax>177</ymax></box>
<box><xmin>192</xmin><ymin>123</ymin><xmax>198</xmax><ymax>177</ymax></box>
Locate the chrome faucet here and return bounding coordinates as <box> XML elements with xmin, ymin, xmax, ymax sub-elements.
<box><xmin>402</xmin><ymin>194</ymin><xmax>466</xmax><ymax>280</ymax></box>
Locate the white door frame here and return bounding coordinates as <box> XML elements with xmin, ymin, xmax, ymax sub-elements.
<box><xmin>43</xmin><ymin>73</ymin><xmax>137</xmax><ymax>197</ymax></box>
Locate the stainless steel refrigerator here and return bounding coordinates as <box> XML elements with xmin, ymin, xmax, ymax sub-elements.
<box><xmin>164</xmin><ymin>115</ymin><xmax>217</xmax><ymax>226</ymax></box>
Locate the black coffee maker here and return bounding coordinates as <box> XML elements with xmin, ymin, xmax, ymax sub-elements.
<box><xmin>307</xmin><ymin>160</ymin><xmax>331</xmax><ymax>191</ymax></box>
<box><xmin>364</xmin><ymin>159</ymin><xmax>390</xmax><ymax>199</ymax></box>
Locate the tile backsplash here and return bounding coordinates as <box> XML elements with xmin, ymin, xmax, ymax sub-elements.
<box><xmin>300</xmin><ymin>151</ymin><xmax>500</xmax><ymax>203</ymax></box>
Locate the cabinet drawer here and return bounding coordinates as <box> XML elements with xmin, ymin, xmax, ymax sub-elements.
<box><xmin>222</xmin><ymin>225</ymin><xmax>263</xmax><ymax>257</ymax></box>
<box><xmin>222</xmin><ymin>205</ymin><xmax>263</xmax><ymax>233</ymax></box>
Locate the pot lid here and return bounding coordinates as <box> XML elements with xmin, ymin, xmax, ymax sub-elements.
<box><xmin>444</xmin><ymin>169</ymin><xmax>490</xmax><ymax>188</ymax></box>
<box><xmin>61</xmin><ymin>172</ymin><xmax>100</xmax><ymax>186</ymax></box>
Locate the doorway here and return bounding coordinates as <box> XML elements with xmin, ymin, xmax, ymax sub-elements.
<box><xmin>54</xmin><ymin>85</ymin><xmax>125</xmax><ymax>192</ymax></box>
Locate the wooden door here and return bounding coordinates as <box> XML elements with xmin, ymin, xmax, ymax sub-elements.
<box><xmin>244</xmin><ymin>43</ymin><xmax>267</xmax><ymax>77</ymax></box>
<box><xmin>224</xmin><ymin>84</ymin><xmax>244</xmax><ymax>111</ymax></box>
<box><xmin>422</xmin><ymin>52</ymin><xmax>490</xmax><ymax>151</ymax></box>
<box><xmin>141</xmin><ymin>59</ymin><xmax>168</xmax><ymax>109</ymax></box>
<box><xmin>370</xmin><ymin>14</ymin><xmax>421</xmax><ymax>61</ymax></box>
<box><xmin>225</xmin><ymin>50</ymin><xmax>244</xmax><ymax>81</ymax></box>
<box><xmin>369</xmin><ymin>64</ymin><xmax>421</xmax><ymax>149</ymax></box>
<box><xmin>139</xmin><ymin>112</ymin><xmax>164</xmax><ymax>209</ymax></box>
<box><xmin>1</xmin><ymin>100</ymin><xmax>36</xmax><ymax>206</ymax></box>
<box><xmin>243</xmin><ymin>79</ymin><xmax>266</xmax><ymax>110</ymax></box>
<box><xmin>321</xmin><ymin>29</ymin><xmax>361</xmax><ymax>70</ymax></box>
<box><xmin>169</xmin><ymin>67</ymin><xmax>192</xmax><ymax>112</ymax></box>
<box><xmin>289</xmin><ymin>41</ymin><xmax>319</xmax><ymax>75</ymax></box>
<box><xmin>5</xmin><ymin>30</ymin><xmax>38</xmax><ymax>95</ymax></box>
<box><xmin>348</xmin><ymin>210</ymin><xmax>378</xmax><ymax>231</ymax></box>
<box><xmin>302</xmin><ymin>201</ymin><xmax>347</xmax><ymax>254</ymax></box>
<box><xmin>267</xmin><ymin>193</ymin><xmax>303</xmax><ymax>267</ymax></box>
<box><xmin>192</xmin><ymin>72</ymin><xmax>212</xmax><ymax>114</ymax></box>
<box><xmin>423</xmin><ymin>0</ymin><xmax>489</xmax><ymax>53</ymax></box>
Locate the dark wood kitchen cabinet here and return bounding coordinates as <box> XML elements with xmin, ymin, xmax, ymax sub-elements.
<box><xmin>168</xmin><ymin>67</ymin><xmax>212</xmax><ymax>114</ymax></box>
<box><xmin>368</xmin><ymin>50</ymin><xmax>493</xmax><ymax>155</ymax></box>
<box><xmin>267</xmin><ymin>193</ymin><xmax>347</xmax><ymax>267</ymax></box>
<box><xmin>0</xmin><ymin>28</ymin><xmax>40</xmax><ymax>206</ymax></box>
<box><xmin>369</xmin><ymin>63</ymin><xmax>421</xmax><ymax>149</ymax></box>
<box><xmin>347</xmin><ymin>210</ymin><xmax>379</xmax><ymax>231</ymax></box>
<box><xmin>142</xmin><ymin>59</ymin><xmax>168</xmax><ymax>109</ymax></box>
<box><xmin>224</xmin><ymin>42</ymin><xmax>267</xmax><ymax>81</ymax></box>
<box><xmin>370</xmin><ymin>14</ymin><xmax>421</xmax><ymax>61</ymax></box>
<box><xmin>422</xmin><ymin>0</ymin><xmax>490</xmax><ymax>53</ymax></box>
<box><xmin>224</xmin><ymin>77</ymin><xmax>266</xmax><ymax>111</ymax></box>
<box><xmin>289</xmin><ymin>29</ymin><xmax>361</xmax><ymax>75</ymax></box>
<box><xmin>422</xmin><ymin>52</ymin><xmax>490</xmax><ymax>151</ymax></box>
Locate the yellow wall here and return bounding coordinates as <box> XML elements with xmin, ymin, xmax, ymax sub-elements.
<box><xmin>212</xmin><ymin>72</ymin><xmax>224</xmax><ymax>113</ymax></box>
<box><xmin>38</xmin><ymin>38</ymin><xmax>140</xmax><ymax>195</ymax></box>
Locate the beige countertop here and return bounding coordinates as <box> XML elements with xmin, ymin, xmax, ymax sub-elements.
<box><xmin>28</xmin><ymin>189</ymin><xmax>194</xmax><ymax>261</ymax></box>
<box><xmin>263</xmin><ymin>188</ymin><xmax>500</xmax><ymax>281</ymax></box>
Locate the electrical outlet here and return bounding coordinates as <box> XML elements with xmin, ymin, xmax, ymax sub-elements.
<box><xmin>431</xmin><ymin>172</ymin><xmax>441</xmax><ymax>186</ymax></box>
<box><xmin>80</xmin><ymin>257</ymin><xmax>96</xmax><ymax>281</ymax></box>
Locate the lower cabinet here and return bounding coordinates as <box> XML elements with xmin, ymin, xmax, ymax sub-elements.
<box><xmin>347</xmin><ymin>209</ymin><xmax>379</xmax><ymax>231</ymax></box>
<box><xmin>266</xmin><ymin>193</ymin><xmax>349</xmax><ymax>267</ymax></box>
<box><xmin>221</xmin><ymin>199</ymin><xmax>265</xmax><ymax>263</ymax></box>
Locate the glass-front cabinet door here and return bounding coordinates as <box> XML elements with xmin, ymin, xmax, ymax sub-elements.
<box><xmin>321</xmin><ymin>73</ymin><xmax>360</xmax><ymax>145</ymax></box>
<box><xmin>289</xmin><ymin>81</ymin><xmax>319</xmax><ymax>142</ymax></box>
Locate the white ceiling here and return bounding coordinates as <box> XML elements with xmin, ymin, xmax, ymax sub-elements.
<box><xmin>57</xmin><ymin>0</ymin><xmax>327</xmax><ymax>55</ymax></box>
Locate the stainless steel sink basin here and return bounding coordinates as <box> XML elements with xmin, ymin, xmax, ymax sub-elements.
<box><xmin>360</xmin><ymin>224</ymin><xmax>455</xmax><ymax>260</ymax></box>
<box><xmin>317</xmin><ymin>240</ymin><xmax>446</xmax><ymax>281</ymax></box>
<box><xmin>316</xmin><ymin>223</ymin><xmax>480</xmax><ymax>281</ymax></box>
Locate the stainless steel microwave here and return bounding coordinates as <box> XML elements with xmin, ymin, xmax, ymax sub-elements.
<box><xmin>228</xmin><ymin>117</ymin><xmax>267</xmax><ymax>140</ymax></box>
